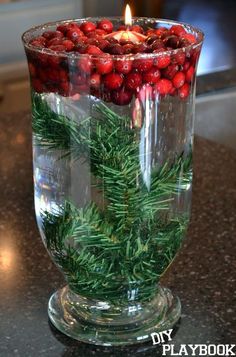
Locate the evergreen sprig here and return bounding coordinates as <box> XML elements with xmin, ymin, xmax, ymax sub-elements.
<box><xmin>33</xmin><ymin>92</ymin><xmax>192</xmax><ymax>303</ymax></box>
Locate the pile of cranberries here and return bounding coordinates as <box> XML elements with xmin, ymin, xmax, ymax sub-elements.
<box><xmin>26</xmin><ymin>19</ymin><xmax>200</xmax><ymax>105</ymax></box>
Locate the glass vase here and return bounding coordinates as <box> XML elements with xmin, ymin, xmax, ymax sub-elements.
<box><xmin>22</xmin><ymin>17</ymin><xmax>203</xmax><ymax>346</ymax></box>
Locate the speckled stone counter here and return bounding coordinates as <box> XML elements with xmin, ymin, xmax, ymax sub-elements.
<box><xmin>0</xmin><ymin>109</ymin><xmax>235</xmax><ymax>357</ymax></box>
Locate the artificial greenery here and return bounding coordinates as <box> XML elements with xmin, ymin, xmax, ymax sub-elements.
<box><xmin>33</xmin><ymin>92</ymin><xmax>192</xmax><ymax>303</ymax></box>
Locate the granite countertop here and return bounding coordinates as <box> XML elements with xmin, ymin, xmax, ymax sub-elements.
<box><xmin>0</xmin><ymin>89</ymin><xmax>236</xmax><ymax>356</ymax></box>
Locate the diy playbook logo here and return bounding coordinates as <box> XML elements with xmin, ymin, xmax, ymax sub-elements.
<box><xmin>150</xmin><ymin>329</ymin><xmax>236</xmax><ymax>356</ymax></box>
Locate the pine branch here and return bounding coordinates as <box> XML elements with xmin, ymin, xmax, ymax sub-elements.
<box><xmin>33</xmin><ymin>92</ymin><xmax>192</xmax><ymax>303</ymax></box>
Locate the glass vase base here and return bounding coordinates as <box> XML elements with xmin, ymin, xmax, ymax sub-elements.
<box><xmin>48</xmin><ymin>285</ymin><xmax>181</xmax><ymax>346</ymax></box>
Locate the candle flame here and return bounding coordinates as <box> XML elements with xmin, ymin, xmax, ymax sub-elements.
<box><xmin>125</xmin><ymin>4</ymin><xmax>132</xmax><ymax>26</ymax></box>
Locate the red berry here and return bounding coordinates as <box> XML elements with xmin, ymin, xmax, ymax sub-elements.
<box><xmin>43</xmin><ymin>31</ymin><xmax>63</xmax><ymax>40</ymax></box>
<box><xmin>154</xmin><ymin>52</ymin><xmax>171</xmax><ymax>69</ymax></box>
<box><xmin>62</xmin><ymin>39</ymin><xmax>74</xmax><ymax>51</ymax></box>
<box><xmin>132</xmin><ymin>43</ymin><xmax>149</xmax><ymax>54</ymax></box>
<box><xmin>170</xmin><ymin>25</ymin><xmax>186</xmax><ymax>37</ymax></box>
<box><xmin>97</xmin><ymin>19</ymin><xmax>113</xmax><ymax>33</ymax></box>
<box><xmin>181</xmin><ymin>33</ymin><xmax>197</xmax><ymax>45</ymax></box>
<box><xmin>29</xmin><ymin>40</ymin><xmax>44</xmax><ymax>48</ymax></box>
<box><xmin>179</xmin><ymin>83</ymin><xmax>190</xmax><ymax>99</ymax></box>
<box><xmin>48</xmin><ymin>45</ymin><xmax>66</xmax><ymax>52</ymax></box>
<box><xmin>47</xmin><ymin>55</ymin><xmax>61</xmax><ymax>68</ymax></box>
<box><xmin>57</xmin><ymin>23</ymin><xmax>70</xmax><ymax>34</ymax></box>
<box><xmin>123</xmin><ymin>44</ymin><xmax>134</xmax><ymax>54</ymax></box>
<box><xmin>32</xmin><ymin>78</ymin><xmax>45</xmax><ymax>93</ymax></box>
<box><xmin>172</xmin><ymin>72</ymin><xmax>185</xmax><ymax>88</ymax></box>
<box><xmin>154</xmin><ymin>27</ymin><xmax>168</xmax><ymax>38</ymax></box>
<box><xmin>30</xmin><ymin>36</ymin><xmax>46</xmax><ymax>45</ymax></box>
<box><xmin>107</xmin><ymin>44</ymin><xmax>124</xmax><ymax>55</ymax></box>
<box><xmin>59</xmin><ymin>69</ymin><xmax>68</xmax><ymax>82</ymax></box>
<box><xmin>185</xmin><ymin>66</ymin><xmax>195</xmax><ymax>82</ymax></box>
<box><xmin>80</xmin><ymin>21</ymin><xmax>97</xmax><ymax>34</ymax></box>
<box><xmin>90</xmin><ymin>73</ymin><xmax>101</xmax><ymax>89</ymax></box>
<box><xmin>97</xmin><ymin>39</ymin><xmax>110</xmax><ymax>50</ymax></box>
<box><xmin>162</xmin><ymin>64</ymin><xmax>179</xmax><ymax>80</ymax></box>
<box><xmin>163</xmin><ymin>35</ymin><xmax>180</xmax><ymax>49</ymax></box>
<box><xmin>96</xmin><ymin>55</ymin><xmax>113</xmax><ymax>74</ymax></box>
<box><xmin>66</xmin><ymin>28</ymin><xmax>84</xmax><ymax>41</ymax></box>
<box><xmin>143</xmin><ymin>67</ymin><xmax>161</xmax><ymax>84</ymax></box>
<box><xmin>47</xmin><ymin>68</ymin><xmax>59</xmax><ymax>82</ymax></box>
<box><xmin>115</xmin><ymin>59</ymin><xmax>132</xmax><ymax>74</ymax></box>
<box><xmin>183</xmin><ymin>61</ymin><xmax>190</xmax><ymax>72</ymax></box>
<box><xmin>130</xmin><ymin>25</ymin><xmax>144</xmax><ymax>34</ymax></box>
<box><xmin>133</xmin><ymin>58</ymin><xmax>153</xmax><ymax>72</ymax></box>
<box><xmin>111</xmin><ymin>88</ymin><xmax>133</xmax><ymax>106</ymax></box>
<box><xmin>103</xmin><ymin>73</ymin><xmax>123</xmax><ymax>90</ymax></box>
<box><xmin>154</xmin><ymin>79</ymin><xmax>173</xmax><ymax>95</ymax></box>
<box><xmin>125</xmin><ymin>73</ymin><xmax>142</xmax><ymax>91</ymax></box>
<box><xmin>28</xmin><ymin>63</ymin><xmax>36</xmax><ymax>77</ymax></box>
<box><xmin>86</xmin><ymin>45</ymin><xmax>103</xmax><ymax>55</ymax></box>
<box><xmin>47</xmin><ymin>37</ymin><xmax>63</xmax><ymax>47</ymax></box>
<box><xmin>77</xmin><ymin>57</ymin><xmax>92</xmax><ymax>74</ymax></box>
<box><xmin>151</xmin><ymin>39</ymin><xmax>164</xmax><ymax>51</ymax></box>
<box><xmin>173</xmin><ymin>51</ymin><xmax>186</xmax><ymax>65</ymax></box>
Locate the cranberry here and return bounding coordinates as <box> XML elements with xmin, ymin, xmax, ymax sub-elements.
<box><xmin>30</xmin><ymin>36</ymin><xmax>46</xmax><ymax>45</ymax></box>
<box><xmin>115</xmin><ymin>59</ymin><xmax>132</xmax><ymax>74</ymax></box>
<box><xmin>151</xmin><ymin>39</ymin><xmax>164</xmax><ymax>51</ymax></box>
<box><xmin>66</xmin><ymin>28</ymin><xmax>84</xmax><ymax>41</ymax></box>
<box><xmin>154</xmin><ymin>52</ymin><xmax>171</xmax><ymax>69</ymax></box>
<box><xmin>163</xmin><ymin>35</ymin><xmax>180</xmax><ymax>49</ymax></box>
<box><xmin>57</xmin><ymin>23</ymin><xmax>70</xmax><ymax>34</ymax></box>
<box><xmin>143</xmin><ymin>67</ymin><xmax>161</xmax><ymax>84</ymax></box>
<box><xmin>47</xmin><ymin>54</ymin><xmax>61</xmax><ymax>67</ymax></box>
<box><xmin>123</xmin><ymin>44</ymin><xmax>134</xmax><ymax>54</ymax></box>
<box><xmin>43</xmin><ymin>31</ymin><xmax>63</xmax><ymax>40</ymax></box>
<box><xmin>179</xmin><ymin>83</ymin><xmax>190</xmax><ymax>99</ymax></box>
<box><xmin>60</xmin><ymin>81</ymin><xmax>70</xmax><ymax>96</ymax></box>
<box><xmin>146</xmin><ymin>35</ymin><xmax>159</xmax><ymax>45</ymax></box>
<box><xmin>97</xmin><ymin>39</ymin><xmax>110</xmax><ymax>51</ymax></box>
<box><xmin>59</xmin><ymin>69</ymin><xmax>68</xmax><ymax>82</ymax></box>
<box><xmin>107</xmin><ymin>44</ymin><xmax>124</xmax><ymax>55</ymax></box>
<box><xmin>181</xmin><ymin>33</ymin><xmax>197</xmax><ymax>45</ymax></box>
<box><xmin>185</xmin><ymin>66</ymin><xmax>195</xmax><ymax>82</ymax></box>
<box><xmin>146</xmin><ymin>29</ymin><xmax>155</xmax><ymax>36</ymax></box>
<box><xmin>28</xmin><ymin>63</ymin><xmax>36</xmax><ymax>77</ymax></box>
<box><xmin>183</xmin><ymin>61</ymin><xmax>191</xmax><ymax>72</ymax></box>
<box><xmin>77</xmin><ymin>57</ymin><xmax>92</xmax><ymax>74</ymax></box>
<box><xmin>173</xmin><ymin>51</ymin><xmax>186</xmax><ymax>65</ymax></box>
<box><xmin>125</xmin><ymin>72</ymin><xmax>142</xmax><ymax>91</ymax></box>
<box><xmin>74</xmin><ymin>43</ymin><xmax>87</xmax><ymax>54</ymax></box>
<box><xmin>38</xmin><ymin>68</ymin><xmax>48</xmax><ymax>82</ymax></box>
<box><xmin>117</xmin><ymin>25</ymin><xmax>126</xmax><ymax>31</ymax></box>
<box><xmin>62</xmin><ymin>40</ymin><xmax>74</xmax><ymax>51</ymax></box>
<box><xmin>47</xmin><ymin>37</ymin><xmax>63</xmax><ymax>47</ymax></box>
<box><xmin>97</xmin><ymin>19</ymin><xmax>113</xmax><ymax>33</ymax></box>
<box><xmin>133</xmin><ymin>58</ymin><xmax>153</xmax><ymax>72</ymax></box>
<box><xmin>47</xmin><ymin>68</ymin><xmax>59</xmax><ymax>82</ymax></box>
<box><xmin>170</xmin><ymin>25</ymin><xmax>186</xmax><ymax>37</ymax></box>
<box><xmin>32</xmin><ymin>78</ymin><xmax>45</xmax><ymax>93</ymax></box>
<box><xmin>29</xmin><ymin>40</ymin><xmax>44</xmax><ymax>49</ymax></box>
<box><xmin>103</xmin><ymin>73</ymin><xmax>123</xmax><ymax>90</ymax></box>
<box><xmin>155</xmin><ymin>27</ymin><xmax>169</xmax><ymax>38</ymax></box>
<box><xmin>90</xmin><ymin>73</ymin><xmax>101</xmax><ymax>89</ymax></box>
<box><xmin>48</xmin><ymin>44</ymin><xmax>66</xmax><ymax>52</ymax></box>
<box><xmin>86</xmin><ymin>45</ymin><xmax>103</xmax><ymax>55</ymax></box>
<box><xmin>162</xmin><ymin>64</ymin><xmax>179</xmax><ymax>80</ymax></box>
<box><xmin>111</xmin><ymin>88</ymin><xmax>133</xmax><ymax>106</ymax></box>
<box><xmin>80</xmin><ymin>21</ymin><xmax>97</xmax><ymax>34</ymax></box>
<box><xmin>172</xmin><ymin>72</ymin><xmax>185</xmax><ymax>88</ymax></box>
<box><xmin>130</xmin><ymin>25</ymin><xmax>144</xmax><ymax>34</ymax></box>
<box><xmin>154</xmin><ymin>79</ymin><xmax>173</xmax><ymax>95</ymax></box>
<box><xmin>96</xmin><ymin>55</ymin><xmax>113</xmax><ymax>74</ymax></box>
<box><xmin>87</xmin><ymin>29</ymin><xmax>106</xmax><ymax>38</ymax></box>
<box><xmin>132</xmin><ymin>43</ymin><xmax>149</xmax><ymax>54</ymax></box>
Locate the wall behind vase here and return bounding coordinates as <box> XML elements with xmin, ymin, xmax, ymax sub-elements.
<box><xmin>83</xmin><ymin>0</ymin><xmax>124</xmax><ymax>17</ymax></box>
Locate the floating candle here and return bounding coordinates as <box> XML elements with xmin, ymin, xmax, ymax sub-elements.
<box><xmin>105</xmin><ymin>4</ymin><xmax>147</xmax><ymax>44</ymax></box>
